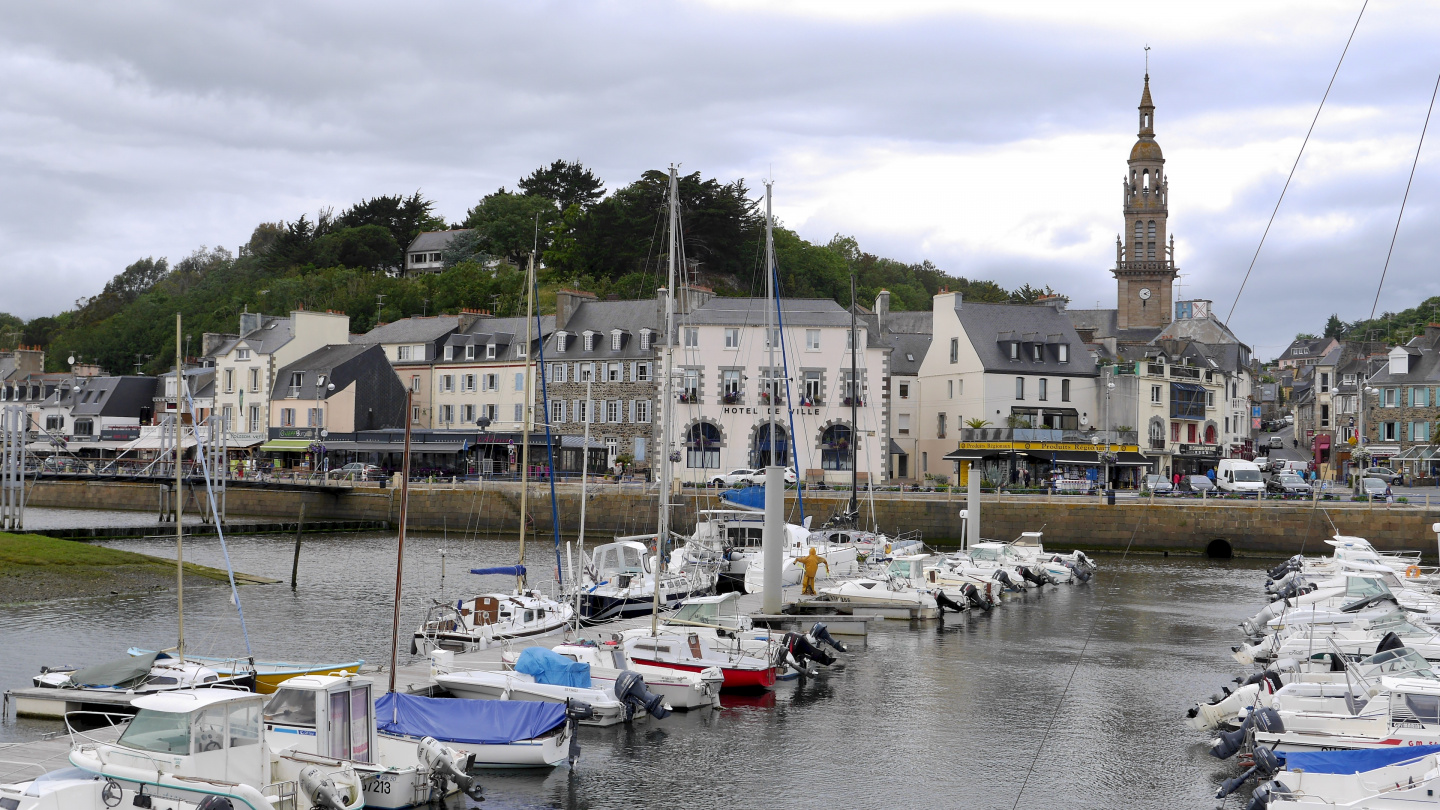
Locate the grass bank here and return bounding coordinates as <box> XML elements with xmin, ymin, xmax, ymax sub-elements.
<box><xmin>0</xmin><ymin>532</ymin><xmax>275</xmax><ymax>604</ymax></box>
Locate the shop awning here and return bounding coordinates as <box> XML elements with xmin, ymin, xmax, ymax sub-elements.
<box><xmin>888</xmin><ymin>439</ymin><xmax>907</xmax><ymax>456</ymax></box>
<box><xmin>1112</xmin><ymin>451</ymin><xmax>1154</xmax><ymax>466</ymax></box>
<box><xmin>559</xmin><ymin>435</ymin><xmax>607</xmax><ymax>449</ymax></box>
<box><xmin>943</xmin><ymin>448</ymin><xmax>1003</xmax><ymax>462</ymax></box>
<box><xmin>122</xmin><ymin>432</ymin><xmax>198</xmax><ymax>452</ymax></box>
<box><xmin>1024</xmin><ymin>450</ymin><xmax>1099</xmax><ymax>465</ymax></box>
<box><xmin>1394</xmin><ymin>445</ymin><xmax>1436</xmax><ymax>461</ymax></box>
<box><xmin>258</xmin><ymin>439</ymin><xmax>314</xmax><ymax>453</ymax></box>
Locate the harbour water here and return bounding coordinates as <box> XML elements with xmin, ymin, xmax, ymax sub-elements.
<box><xmin>0</xmin><ymin>524</ymin><xmax>1261</xmax><ymax>808</ymax></box>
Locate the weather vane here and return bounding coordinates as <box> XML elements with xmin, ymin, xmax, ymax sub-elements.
<box><xmin>1144</xmin><ymin>45</ymin><xmax>1150</xmax><ymax>75</ymax></box>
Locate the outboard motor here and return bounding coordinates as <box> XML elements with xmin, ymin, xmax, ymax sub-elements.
<box><xmin>809</xmin><ymin>622</ymin><xmax>848</xmax><ymax>653</ymax></box>
<box><xmin>783</xmin><ymin>631</ymin><xmax>835</xmax><ymax>675</ymax></box>
<box><xmin>614</xmin><ymin>671</ymin><xmax>671</xmax><ymax>721</ymax></box>
<box><xmin>566</xmin><ymin>699</ymin><xmax>593</xmax><ymax>765</ymax></box>
<box><xmin>299</xmin><ymin>766</ymin><xmax>350</xmax><ymax>810</ymax></box>
<box><xmin>933</xmin><ymin>589</ymin><xmax>966</xmax><ymax>614</ymax></box>
<box><xmin>962</xmin><ymin>583</ymin><xmax>992</xmax><ymax>611</ymax></box>
<box><xmin>1267</xmin><ymin>555</ymin><xmax>1303</xmax><ymax>580</ymax></box>
<box><xmin>1017</xmin><ymin>566</ymin><xmax>1048</xmax><ymax>588</ymax></box>
<box><xmin>1210</xmin><ymin>707</ymin><xmax>1284</xmax><ymax>760</ymax></box>
<box><xmin>1073</xmin><ymin>551</ymin><xmax>1096</xmax><ymax>571</ymax></box>
<box><xmin>1376</xmin><ymin>631</ymin><xmax>1404</xmax><ymax>654</ymax></box>
<box><xmin>196</xmin><ymin>798</ymin><xmax>235</xmax><ymax>810</ymax></box>
<box><xmin>1215</xmin><ymin>746</ymin><xmax>1282</xmax><ymax>800</ymax></box>
<box><xmin>1246</xmin><ymin>780</ymin><xmax>1292</xmax><ymax>810</ymax></box>
<box><xmin>992</xmin><ymin>569</ymin><xmax>1022</xmax><ymax>591</ymax></box>
<box><xmin>417</xmin><ymin>736</ymin><xmax>484</xmax><ymax>802</ymax></box>
<box><xmin>1061</xmin><ymin>560</ymin><xmax>1091</xmax><ymax>583</ymax></box>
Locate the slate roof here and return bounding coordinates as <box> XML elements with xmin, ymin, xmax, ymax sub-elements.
<box><xmin>887</xmin><ymin>333</ymin><xmax>932</xmax><ymax>376</ymax></box>
<box><xmin>275</xmin><ymin>343</ymin><xmax>378</xmax><ymax>395</ymax></box>
<box><xmin>1368</xmin><ymin>332</ymin><xmax>1440</xmax><ymax>385</ymax></box>
<box><xmin>1277</xmin><ymin>337</ymin><xmax>1337</xmax><ymax>363</ymax></box>
<box><xmin>57</xmin><ymin>376</ymin><xmax>157</xmax><ymax>418</ymax></box>
<box><xmin>955</xmin><ymin>301</ymin><xmax>1099</xmax><ymax>377</ymax></box>
<box><xmin>356</xmin><ymin>315</ymin><xmax>461</xmax><ymax>345</ymax></box>
<box><xmin>407</xmin><ymin>230</ymin><xmax>473</xmax><ymax>253</ymax></box>
<box><xmin>1064</xmin><ymin>308</ymin><xmax>1163</xmax><ymax>345</ymax></box>
<box><xmin>211</xmin><ymin>315</ymin><xmax>293</xmax><ymax>357</ymax></box>
<box><xmin>679</xmin><ymin>298</ymin><xmax>884</xmax><ymax>344</ymax></box>
<box><xmin>881</xmin><ymin>310</ymin><xmax>933</xmax><ymax>336</ymax></box>
<box><xmin>442</xmin><ymin>316</ymin><xmax>554</xmax><ymax>358</ymax></box>
<box><xmin>545</xmin><ymin>299</ymin><xmax>658</xmax><ymax>360</ymax></box>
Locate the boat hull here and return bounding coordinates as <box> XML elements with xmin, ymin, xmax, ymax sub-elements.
<box><xmin>628</xmin><ymin>657</ymin><xmax>777</xmax><ymax>692</ymax></box>
<box><xmin>380</xmin><ymin>730</ymin><xmax>569</xmax><ymax>769</ymax></box>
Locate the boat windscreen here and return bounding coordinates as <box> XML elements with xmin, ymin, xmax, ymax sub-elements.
<box><xmin>264</xmin><ymin>688</ymin><xmax>317</xmax><ymax>728</ymax></box>
<box><xmin>118</xmin><ymin>709</ymin><xmax>191</xmax><ymax>755</ymax></box>
<box><xmin>1358</xmin><ymin>648</ymin><xmax>1436</xmax><ymax>680</ymax></box>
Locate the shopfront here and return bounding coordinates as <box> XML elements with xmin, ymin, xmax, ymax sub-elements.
<box><xmin>1173</xmin><ymin>443</ymin><xmax>1220</xmax><ymax>476</ymax></box>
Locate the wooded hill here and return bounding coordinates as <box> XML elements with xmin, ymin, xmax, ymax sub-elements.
<box><xmin>3</xmin><ymin>161</ymin><xmax>1060</xmax><ymax>374</ymax></box>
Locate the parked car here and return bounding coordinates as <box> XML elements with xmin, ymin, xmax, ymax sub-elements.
<box><xmin>1360</xmin><ymin>477</ymin><xmax>1389</xmax><ymax>498</ymax></box>
<box><xmin>1267</xmin><ymin>436</ymin><xmax>1285</xmax><ymax>449</ymax></box>
<box><xmin>1267</xmin><ymin>473</ymin><xmax>1312</xmax><ymax>496</ymax></box>
<box><xmin>1217</xmin><ymin>459</ymin><xmax>1265</xmax><ymax>493</ymax></box>
<box><xmin>1141</xmin><ymin>474</ymin><xmax>1173</xmax><ymax>495</ymax></box>
<box><xmin>329</xmin><ymin>462</ymin><xmax>379</xmax><ymax>481</ymax></box>
<box><xmin>1181</xmin><ymin>475</ymin><xmax>1216</xmax><ymax>493</ymax></box>
<box><xmin>1284</xmin><ymin>414</ymin><xmax>1295</xmax><ymax>425</ymax></box>
<box><xmin>1361</xmin><ymin>466</ymin><xmax>1398</xmax><ymax>484</ymax></box>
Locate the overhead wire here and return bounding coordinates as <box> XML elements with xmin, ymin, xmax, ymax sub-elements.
<box><xmin>1366</xmin><ymin>71</ymin><xmax>1440</xmax><ymax>322</ymax></box>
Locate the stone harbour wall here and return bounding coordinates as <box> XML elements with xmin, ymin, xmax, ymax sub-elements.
<box><xmin>23</xmin><ymin>480</ymin><xmax>1440</xmax><ymax>559</ymax></box>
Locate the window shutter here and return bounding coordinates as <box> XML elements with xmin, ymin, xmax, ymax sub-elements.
<box><xmin>629</xmin><ymin>400</ymin><xmax>636</xmax><ymax>422</ymax></box>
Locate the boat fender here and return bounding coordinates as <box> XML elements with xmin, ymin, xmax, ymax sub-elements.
<box><xmin>299</xmin><ymin>765</ymin><xmax>350</xmax><ymax>810</ymax></box>
<box><xmin>566</xmin><ymin>699</ymin><xmax>593</xmax><ymax>765</ymax></box>
<box><xmin>417</xmin><ymin>736</ymin><xmax>484</xmax><ymax>801</ymax></box>
<box><xmin>961</xmin><ymin>583</ymin><xmax>991</xmax><ymax>612</ymax></box>
<box><xmin>1376</xmin><ymin>631</ymin><xmax>1404</xmax><ymax>654</ymax></box>
<box><xmin>933</xmin><ymin>590</ymin><xmax>966</xmax><ymax>615</ymax></box>
<box><xmin>809</xmin><ymin>622</ymin><xmax>848</xmax><ymax>653</ymax></box>
<box><xmin>614</xmin><ymin>671</ymin><xmax>671</xmax><ymax>721</ymax></box>
<box><xmin>196</xmin><ymin>797</ymin><xmax>234</xmax><ymax>810</ymax></box>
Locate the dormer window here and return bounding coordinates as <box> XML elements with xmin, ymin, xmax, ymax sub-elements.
<box><xmin>639</xmin><ymin>329</ymin><xmax>653</xmax><ymax>351</ymax></box>
<box><xmin>443</xmin><ymin>345</ymin><xmax>453</xmax><ymax>362</ymax></box>
<box><xmin>485</xmin><ymin>343</ymin><xmax>496</xmax><ymax>360</ymax></box>
<box><xmin>1008</xmin><ymin>343</ymin><xmax>1019</xmax><ymax>361</ymax></box>
<box><xmin>555</xmin><ymin>332</ymin><xmax>568</xmax><ymax>353</ymax></box>
<box><xmin>465</xmin><ymin>344</ymin><xmax>475</xmax><ymax>360</ymax></box>
<box><xmin>583</xmin><ymin>332</ymin><xmax>595</xmax><ymax>352</ymax></box>
<box><xmin>611</xmin><ymin>330</ymin><xmax>623</xmax><ymax>351</ymax></box>
<box><xmin>1057</xmin><ymin>344</ymin><xmax>1069</xmax><ymax>363</ymax></box>
<box><xmin>516</xmin><ymin>341</ymin><xmax>527</xmax><ymax>358</ymax></box>
<box><xmin>1031</xmin><ymin>344</ymin><xmax>1042</xmax><ymax>362</ymax></box>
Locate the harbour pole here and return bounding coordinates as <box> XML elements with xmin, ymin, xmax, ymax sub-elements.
<box><xmin>761</xmin><ymin>182</ymin><xmax>783</xmax><ymax>614</ymax></box>
<box><xmin>175</xmin><ymin>312</ymin><xmax>185</xmax><ymax>661</ymax></box>
<box><xmin>388</xmin><ymin>389</ymin><xmax>414</xmax><ymax>695</ymax></box>
<box><xmin>652</xmin><ymin>166</ymin><xmax>679</xmax><ymax>638</ymax></box>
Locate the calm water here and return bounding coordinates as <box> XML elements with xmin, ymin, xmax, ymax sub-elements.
<box><xmin>0</xmin><ymin>522</ymin><xmax>1263</xmax><ymax>809</ymax></box>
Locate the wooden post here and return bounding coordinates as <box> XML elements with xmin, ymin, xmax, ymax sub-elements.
<box><xmin>290</xmin><ymin>503</ymin><xmax>306</xmax><ymax>588</ymax></box>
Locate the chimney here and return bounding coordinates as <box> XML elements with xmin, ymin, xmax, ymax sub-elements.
<box><xmin>1036</xmin><ymin>294</ymin><xmax>1066</xmax><ymax>312</ymax></box>
<box><xmin>1426</xmin><ymin>322</ymin><xmax>1440</xmax><ymax>347</ymax></box>
<box><xmin>554</xmin><ymin>289</ymin><xmax>596</xmax><ymax>331</ymax></box>
<box><xmin>239</xmin><ymin>312</ymin><xmax>262</xmax><ymax>337</ymax></box>
<box><xmin>676</xmin><ymin>284</ymin><xmax>715</xmax><ymax>315</ymax></box>
<box><xmin>457</xmin><ymin>308</ymin><xmax>494</xmax><ymax>333</ymax></box>
<box><xmin>874</xmin><ymin>290</ymin><xmax>891</xmax><ymax>333</ymax></box>
<box><xmin>201</xmin><ymin>332</ymin><xmax>234</xmax><ymax>358</ymax></box>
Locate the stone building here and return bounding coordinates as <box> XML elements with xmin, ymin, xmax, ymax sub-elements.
<box><xmin>1361</xmin><ymin>325</ymin><xmax>1440</xmax><ymax>481</ymax></box>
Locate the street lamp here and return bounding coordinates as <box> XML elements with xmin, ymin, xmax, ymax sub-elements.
<box><xmin>1354</xmin><ymin>385</ymin><xmax>1378</xmax><ymax>491</ymax></box>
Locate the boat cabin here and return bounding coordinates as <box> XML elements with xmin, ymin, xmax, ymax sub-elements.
<box><xmin>966</xmin><ymin>543</ymin><xmax>1025</xmax><ymax>565</ymax></box>
<box><xmin>886</xmin><ymin>555</ymin><xmax>931</xmax><ymax>582</ymax></box>
<box><xmin>264</xmin><ymin>674</ymin><xmax>376</xmax><ymax>764</ymax></box>
<box><xmin>112</xmin><ymin>689</ymin><xmax>270</xmax><ymax>791</ymax></box>
<box><xmin>589</xmin><ymin>540</ymin><xmax>653</xmax><ymax>587</ymax></box>
<box><xmin>664</xmin><ymin>593</ymin><xmax>751</xmax><ymax>633</ymax></box>
<box><xmin>1012</xmin><ymin>531</ymin><xmax>1044</xmax><ymax>548</ymax></box>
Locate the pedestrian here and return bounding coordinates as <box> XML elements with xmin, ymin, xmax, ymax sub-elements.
<box><xmin>793</xmin><ymin>548</ymin><xmax>830</xmax><ymax>596</ymax></box>
<box><xmin>1172</xmin><ymin>471</ymin><xmax>1181</xmax><ymax>489</ymax></box>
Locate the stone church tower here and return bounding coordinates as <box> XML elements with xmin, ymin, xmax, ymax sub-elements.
<box><xmin>1113</xmin><ymin>73</ymin><xmax>1178</xmax><ymax>330</ymax></box>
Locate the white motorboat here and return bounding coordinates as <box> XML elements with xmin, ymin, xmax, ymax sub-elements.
<box><xmin>817</xmin><ymin>556</ymin><xmax>943</xmax><ymax>618</ymax></box>
<box><xmin>1235</xmin><ymin>610</ymin><xmax>1440</xmax><ymax>666</ymax></box>
<box><xmin>528</xmin><ymin>641</ymin><xmax>723</xmax><ymax>710</ymax></box>
<box><xmin>413</xmin><ymin>567</ymin><xmax>574</xmax><ymax>654</ymax></box>
<box><xmin>954</xmin><ymin>532</ymin><xmax>1092</xmax><ymax>584</ymax></box>
<box><xmin>579</xmin><ymin>538</ymin><xmax>717</xmax><ymax>621</ymax></box>
<box><xmin>1234</xmin><ymin>745</ymin><xmax>1440</xmax><ymax>808</ymax></box>
<box><xmin>0</xmin><ymin>688</ymin><xmax>368</xmax><ymax>810</ymax></box>
<box><xmin>31</xmin><ymin>650</ymin><xmax>251</xmax><ymax>695</ymax></box>
<box><xmin>805</xmin><ymin>527</ymin><xmax>925</xmax><ymax>559</ymax></box>
<box><xmin>431</xmin><ymin>648</ymin><xmax>671</xmax><ymax>727</ymax></box>
<box><xmin>1247</xmin><ymin>674</ymin><xmax>1440</xmax><ymax>754</ymax></box>
<box><xmin>263</xmin><ymin>673</ymin><xmax>484</xmax><ymax>807</ymax></box>
<box><xmin>738</xmin><ymin>523</ymin><xmax>860</xmax><ymax>595</ymax></box>
<box><xmin>375</xmin><ymin>690</ymin><xmax>578</xmax><ymax>770</ymax></box>
<box><xmin>671</xmin><ymin>509</ymin><xmax>857</xmax><ymax>594</ymax></box>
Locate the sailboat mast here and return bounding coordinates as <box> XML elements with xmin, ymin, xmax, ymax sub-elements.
<box><xmin>518</xmin><ymin>253</ymin><xmax>535</xmax><ymax>591</ymax></box>
<box><xmin>175</xmin><ymin>312</ymin><xmax>185</xmax><ymax>660</ymax></box>
<box><xmin>849</xmin><ymin>274</ymin><xmax>858</xmax><ymax>522</ymax></box>
<box><xmin>388</xmin><ymin>389</ymin><xmax>414</xmax><ymax>695</ymax></box>
<box><xmin>764</xmin><ymin>182</ymin><xmax>776</xmax><ymax>469</ymax></box>
<box><xmin>653</xmin><ymin>166</ymin><xmax>679</xmax><ymax>638</ymax></box>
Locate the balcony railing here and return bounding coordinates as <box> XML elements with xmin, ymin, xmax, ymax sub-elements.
<box><xmin>1170</xmin><ymin>366</ymin><xmax>1200</xmax><ymax>379</ymax></box>
<box><xmin>1146</xmin><ymin>363</ymin><xmax>1165</xmax><ymax>377</ymax></box>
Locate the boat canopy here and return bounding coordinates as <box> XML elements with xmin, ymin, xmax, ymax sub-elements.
<box><xmin>65</xmin><ymin>651</ymin><xmax>161</xmax><ymax>689</ymax></box>
<box><xmin>375</xmin><ymin>692</ymin><xmax>565</xmax><ymax>745</ymax></box>
<box><xmin>470</xmin><ymin>565</ymin><xmax>526</xmax><ymax>577</ymax></box>
<box><xmin>1277</xmin><ymin>744</ymin><xmax>1440</xmax><ymax>774</ymax></box>
<box><xmin>719</xmin><ymin>486</ymin><xmax>764</xmax><ymax>512</ymax></box>
<box><xmin>514</xmin><ymin>646</ymin><xmax>591</xmax><ymax>688</ymax></box>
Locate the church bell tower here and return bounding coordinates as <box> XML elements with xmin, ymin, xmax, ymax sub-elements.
<box><xmin>1112</xmin><ymin>72</ymin><xmax>1178</xmax><ymax>330</ymax></box>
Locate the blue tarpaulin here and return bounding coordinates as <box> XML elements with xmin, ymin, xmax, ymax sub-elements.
<box><xmin>1278</xmin><ymin>744</ymin><xmax>1440</xmax><ymax>774</ymax></box>
<box><xmin>719</xmin><ymin>486</ymin><xmax>764</xmax><ymax>512</ymax></box>
<box><xmin>470</xmin><ymin>565</ymin><xmax>526</xmax><ymax>577</ymax></box>
<box><xmin>376</xmin><ymin>692</ymin><xmax>565</xmax><ymax>745</ymax></box>
<box><xmin>514</xmin><ymin>646</ymin><xmax>591</xmax><ymax>688</ymax></box>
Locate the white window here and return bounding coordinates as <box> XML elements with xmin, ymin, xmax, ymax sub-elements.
<box><xmin>607</xmin><ymin>400</ymin><xmax>621</xmax><ymax>423</ymax></box>
<box><xmin>551</xmin><ymin>400</ymin><xmax>565</xmax><ymax>424</ymax></box>
<box><xmin>684</xmin><ymin>327</ymin><xmax>698</xmax><ymax>347</ymax></box>
<box><xmin>765</xmin><ymin>328</ymin><xmax>781</xmax><ymax>349</ymax></box>
<box><xmin>1343</xmin><ymin>373</ymin><xmax>1356</xmax><ymax>386</ymax></box>
<box><xmin>440</xmin><ymin>374</ymin><xmax>454</xmax><ymax>392</ymax></box>
<box><xmin>1206</xmin><ymin>391</ymin><xmax>1215</xmax><ymax>408</ymax></box>
<box><xmin>236</xmin><ymin>348</ymin><xmax>251</xmax><ymax>361</ymax></box>
<box><xmin>635</xmin><ymin>362</ymin><xmax>652</xmax><ymax>382</ymax></box>
<box><xmin>221</xmin><ymin>404</ymin><xmax>233</xmax><ymax>431</ymax></box>
<box><xmin>897</xmin><ymin>414</ymin><xmax>910</xmax><ymax>435</ymax></box>
<box><xmin>483</xmin><ymin>373</ymin><xmax>497</xmax><ymax>391</ymax></box>
<box><xmin>223</xmin><ymin>368</ymin><xmax>234</xmax><ymax>393</ymax></box>
<box><xmin>555</xmin><ymin>332</ymin><xmax>567</xmax><ymax>353</ymax></box>
<box><xmin>725</xmin><ymin>328</ymin><xmax>740</xmax><ymax>349</ymax></box>
<box><xmin>398</xmin><ymin>345</ymin><xmax>414</xmax><ymax>361</ymax></box>
<box><xmin>636</xmin><ymin>399</ymin><xmax>651</xmax><ymax>423</ymax></box>
<box><xmin>1150</xmin><ymin>385</ymin><xmax>1162</xmax><ymax>403</ymax></box>
<box><xmin>584</xmin><ymin>332</ymin><xmax>596</xmax><ymax>351</ymax></box>
<box><xmin>411</xmin><ymin>252</ymin><xmax>425</xmax><ymax>265</ymax></box>
<box><xmin>461</xmin><ymin>404</ymin><xmax>475</xmax><ymax>423</ymax></box>
<box><xmin>516</xmin><ymin>341</ymin><xmax>527</xmax><ymax>358</ymax></box>
<box><xmin>439</xmin><ymin>404</ymin><xmax>453</xmax><ymax>423</ymax></box>
<box><xmin>486</xmin><ymin>343</ymin><xmax>496</xmax><ymax>360</ymax></box>
<box><xmin>579</xmin><ymin>362</ymin><xmax>594</xmax><ymax>382</ymax></box>
<box><xmin>483</xmin><ymin>404</ymin><xmax>497</xmax><ymax>421</ymax></box>
<box><xmin>248</xmin><ymin>368</ymin><xmax>260</xmax><ymax>393</ymax></box>
<box><xmin>464</xmin><ymin>344</ymin><xmax>475</xmax><ymax>360</ymax></box>
<box><xmin>443</xmin><ymin>345</ymin><xmax>453</xmax><ymax>361</ymax></box>
<box><xmin>463</xmin><ymin>374</ymin><xmax>476</xmax><ymax>392</ymax></box>
<box><xmin>410</xmin><ymin>375</ymin><xmax>420</xmax><ymax>392</ymax></box>
<box><xmin>1031</xmin><ymin>344</ymin><xmax>1042</xmax><ymax>361</ymax></box>
<box><xmin>288</xmin><ymin>371</ymin><xmax>304</xmax><ymax>395</ymax></box>
<box><xmin>248</xmin><ymin>405</ymin><xmax>261</xmax><ymax>432</ymax></box>
<box><xmin>412</xmin><ymin>405</ymin><xmax>421</xmax><ymax>423</ymax></box>
<box><xmin>611</xmin><ymin>331</ymin><xmax>623</xmax><ymax>350</ymax></box>
<box><xmin>608</xmin><ymin>363</ymin><xmax>622</xmax><ymax>382</ymax></box>
<box><xmin>806</xmin><ymin>330</ymin><xmax>821</xmax><ymax>351</ymax></box>
<box><xmin>803</xmin><ymin>371</ymin><xmax>822</xmax><ymax>403</ymax></box>
<box><xmin>549</xmin><ymin>363</ymin><xmax>567</xmax><ymax>383</ymax></box>
<box><xmin>281</xmin><ymin>408</ymin><xmax>296</xmax><ymax>427</ymax></box>
<box><xmin>1058</xmin><ymin>344</ymin><xmax>1069</xmax><ymax>363</ymax></box>
<box><xmin>515</xmin><ymin>373</ymin><xmax>524</xmax><ymax>391</ymax></box>
<box><xmin>947</xmin><ymin>380</ymin><xmax>953</xmax><ymax>399</ymax></box>
<box><xmin>1007</xmin><ymin>343</ymin><xmax>1018</xmax><ymax>361</ymax></box>
<box><xmin>900</xmin><ymin>382</ymin><xmax>910</xmax><ymax>399</ymax></box>
<box><xmin>639</xmin><ymin>329</ymin><xmax>653</xmax><ymax>351</ymax></box>
<box><xmin>515</xmin><ymin>403</ymin><xmax>524</xmax><ymax>422</ymax></box>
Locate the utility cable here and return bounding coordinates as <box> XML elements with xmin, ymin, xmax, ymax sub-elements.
<box><xmin>1367</xmin><ymin>71</ymin><xmax>1440</xmax><ymax>321</ymax></box>
<box><xmin>1225</xmin><ymin>0</ymin><xmax>1368</xmax><ymax>325</ymax></box>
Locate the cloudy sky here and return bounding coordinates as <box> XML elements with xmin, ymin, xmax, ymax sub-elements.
<box><xmin>2</xmin><ymin>0</ymin><xmax>1437</xmax><ymax>359</ymax></box>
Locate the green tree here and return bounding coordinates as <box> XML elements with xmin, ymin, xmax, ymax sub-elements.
<box><xmin>1294</xmin><ymin>332</ymin><xmax>1318</xmax><ymax>341</ymax></box>
<box><xmin>518</xmin><ymin>160</ymin><xmax>605</xmax><ymax>211</ymax></box>
<box><xmin>463</xmin><ymin>191</ymin><xmax>562</xmax><ymax>266</ymax></box>
<box><xmin>312</xmin><ymin>225</ymin><xmax>401</xmax><ymax>273</ymax></box>
<box><xmin>1323</xmin><ymin>314</ymin><xmax>1346</xmax><ymax>339</ymax></box>
<box><xmin>334</xmin><ymin>192</ymin><xmax>445</xmax><ymax>266</ymax></box>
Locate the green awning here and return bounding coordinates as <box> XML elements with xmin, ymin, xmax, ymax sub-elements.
<box><xmin>259</xmin><ymin>439</ymin><xmax>314</xmax><ymax>453</ymax></box>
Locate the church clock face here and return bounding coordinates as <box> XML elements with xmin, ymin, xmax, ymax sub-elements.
<box><xmin>1139</xmin><ymin>287</ymin><xmax>1152</xmax><ymax>301</ymax></box>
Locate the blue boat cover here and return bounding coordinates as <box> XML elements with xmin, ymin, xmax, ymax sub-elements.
<box><xmin>470</xmin><ymin>565</ymin><xmax>526</xmax><ymax>576</ymax></box>
<box><xmin>1278</xmin><ymin>744</ymin><xmax>1440</xmax><ymax>774</ymax></box>
<box><xmin>514</xmin><ymin>646</ymin><xmax>591</xmax><ymax>688</ymax></box>
<box><xmin>375</xmin><ymin>692</ymin><xmax>565</xmax><ymax>745</ymax></box>
<box><xmin>719</xmin><ymin>486</ymin><xmax>764</xmax><ymax>511</ymax></box>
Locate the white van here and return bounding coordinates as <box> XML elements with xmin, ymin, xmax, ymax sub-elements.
<box><xmin>1217</xmin><ymin>459</ymin><xmax>1265</xmax><ymax>493</ymax></box>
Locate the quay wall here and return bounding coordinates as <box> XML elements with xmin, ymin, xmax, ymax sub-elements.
<box><xmin>23</xmin><ymin>480</ymin><xmax>1440</xmax><ymax>559</ymax></box>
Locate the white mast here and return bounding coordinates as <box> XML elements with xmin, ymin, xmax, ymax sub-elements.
<box><xmin>518</xmin><ymin>253</ymin><xmax>535</xmax><ymax>593</ymax></box>
<box><xmin>653</xmin><ymin>166</ymin><xmax>679</xmax><ymax>637</ymax></box>
<box><xmin>764</xmin><ymin>182</ymin><xmax>777</xmax><ymax>468</ymax></box>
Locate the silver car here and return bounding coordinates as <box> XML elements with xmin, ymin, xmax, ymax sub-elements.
<box><xmin>1360</xmin><ymin>477</ymin><xmax>1389</xmax><ymax>497</ymax></box>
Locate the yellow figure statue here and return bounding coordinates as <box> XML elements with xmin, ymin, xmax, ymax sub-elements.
<box><xmin>793</xmin><ymin>548</ymin><xmax>829</xmax><ymax>596</ymax></box>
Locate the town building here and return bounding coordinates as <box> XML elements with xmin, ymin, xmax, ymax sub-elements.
<box><xmin>30</xmin><ymin>375</ymin><xmax>157</xmax><ymax>458</ymax></box>
<box><xmin>1276</xmin><ymin>337</ymin><xmax>1341</xmax><ymax>371</ymax></box>
<box><xmin>261</xmin><ymin>343</ymin><xmax>408</xmax><ymax>470</ymax></box>
<box><xmin>1359</xmin><ymin>325</ymin><xmax>1440</xmax><ymax>482</ymax></box>
<box><xmin>207</xmin><ymin>309</ymin><xmax>351</xmax><ymax>451</ymax></box>
<box><xmin>353</xmin><ymin>313</ymin><xmax>467</xmax><ymax>429</ymax></box>
<box><xmin>872</xmin><ymin>290</ymin><xmax>932</xmax><ymax>484</ymax></box>
<box><xmin>660</xmin><ymin>287</ymin><xmax>889</xmax><ymax>489</ymax></box>
<box><xmin>403</xmin><ymin>230</ymin><xmax>473</xmax><ymax>275</ymax></box>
